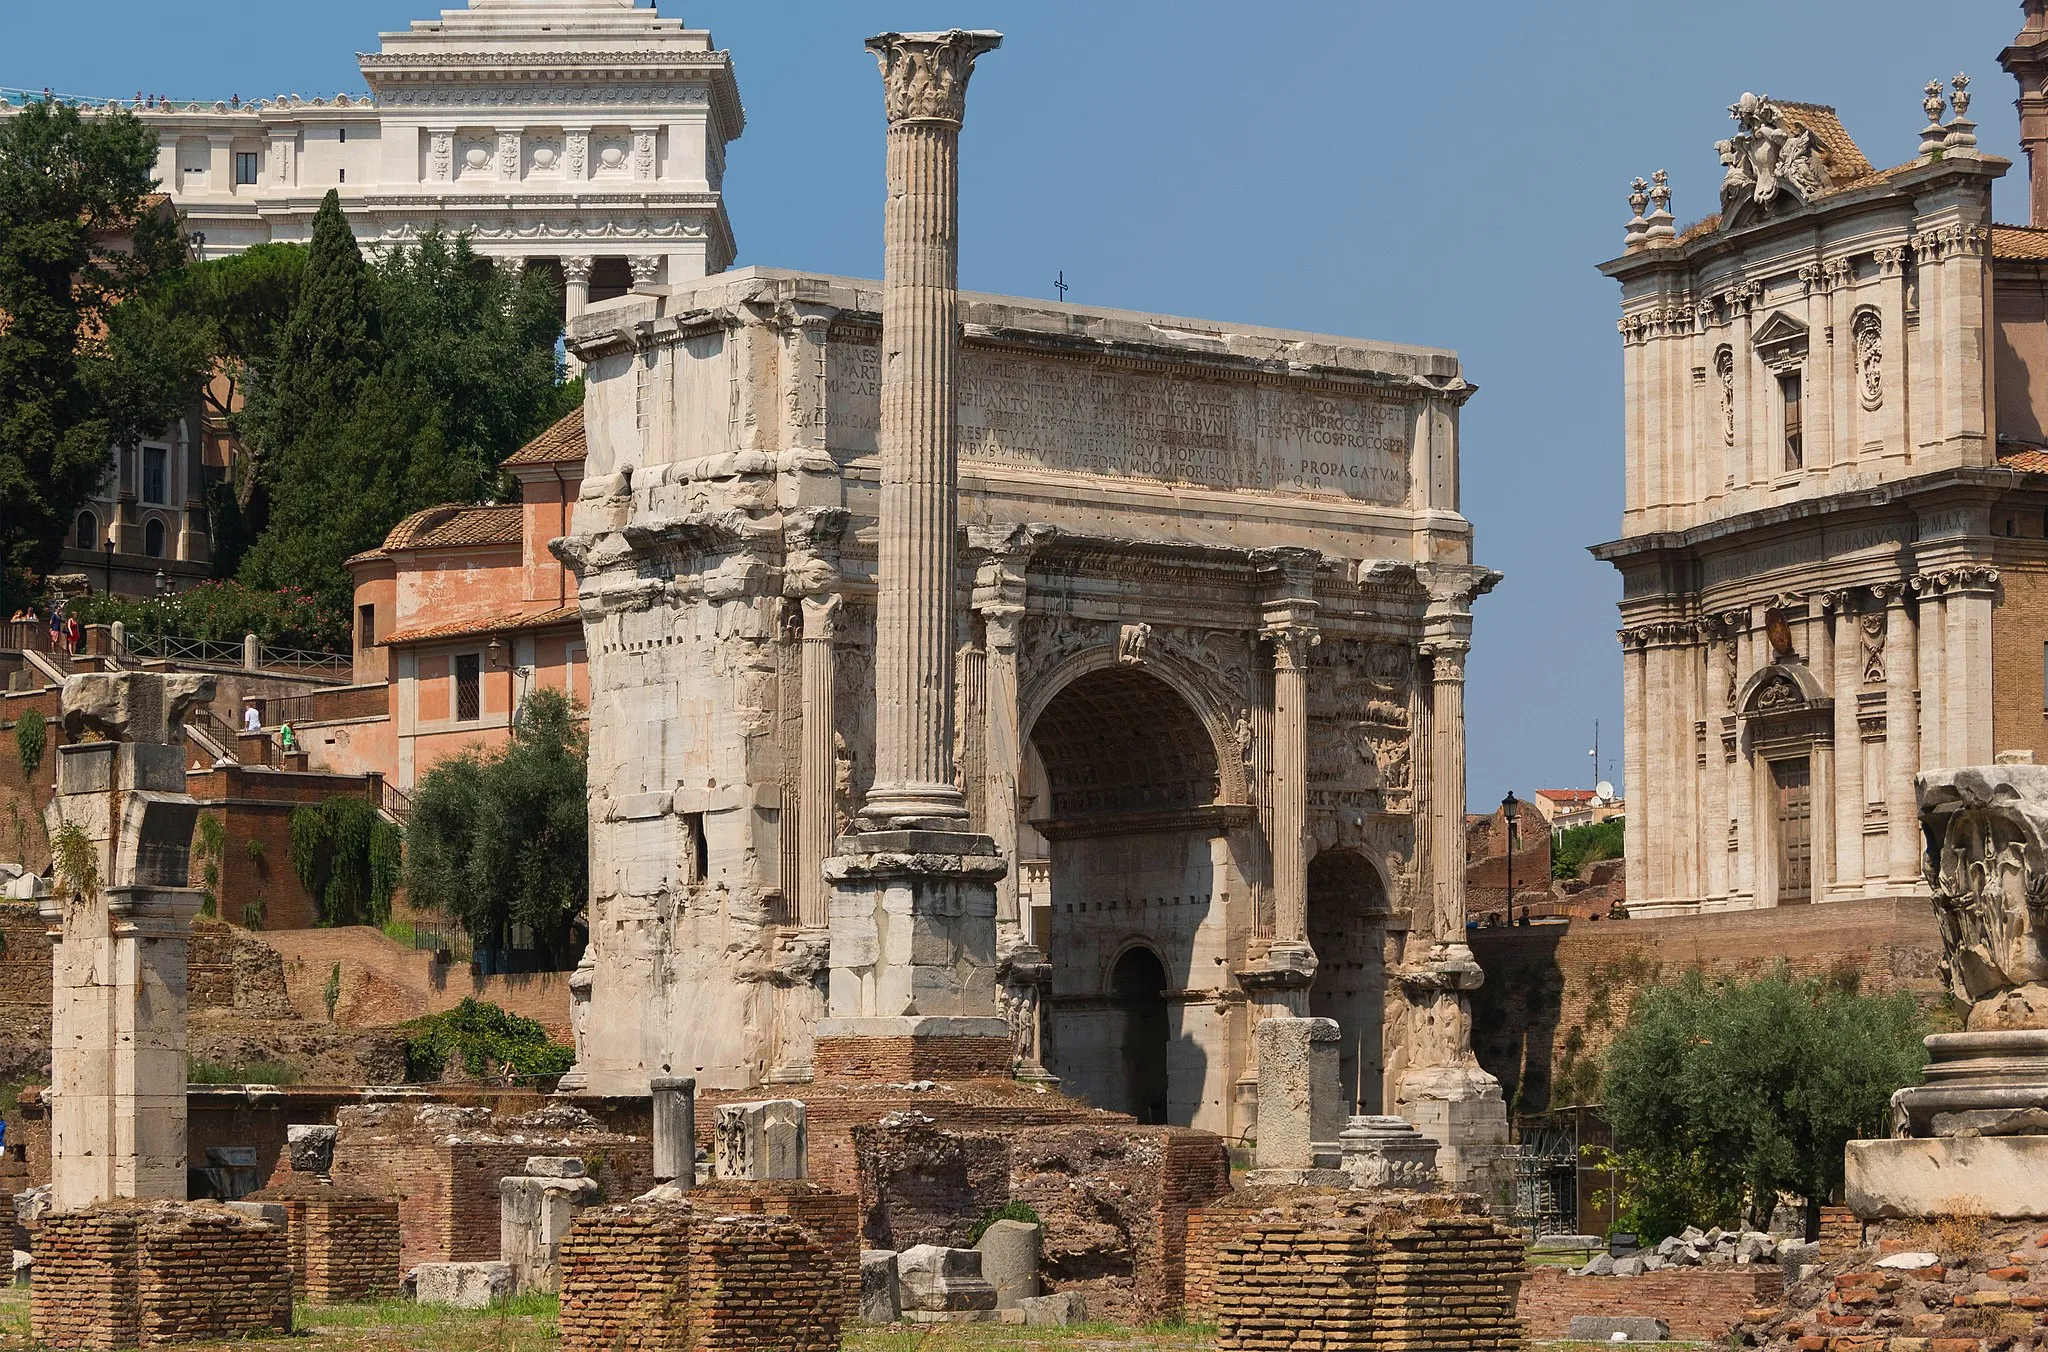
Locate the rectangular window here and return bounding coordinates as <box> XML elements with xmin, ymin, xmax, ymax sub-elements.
<box><xmin>337</xmin><ymin>167</ymin><xmax>346</xmax><ymax>183</ymax></box>
<box><xmin>357</xmin><ymin>604</ymin><xmax>375</xmax><ymax>650</ymax></box>
<box><xmin>1780</xmin><ymin>371</ymin><xmax>1803</xmax><ymax>470</ymax></box>
<box><xmin>234</xmin><ymin>151</ymin><xmax>260</xmax><ymax>185</ymax></box>
<box><xmin>338</xmin><ymin>127</ymin><xmax>347</xmax><ymax>143</ymax></box>
<box><xmin>141</xmin><ymin>446</ymin><xmax>168</xmax><ymax>505</ymax></box>
<box><xmin>684</xmin><ymin>812</ymin><xmax>708</xmax><ymax>883</ymax></box>
<box><xmin>455</xmin><ymin>653</ymin><xmax>481</xmax><ymax>722</ymax></box>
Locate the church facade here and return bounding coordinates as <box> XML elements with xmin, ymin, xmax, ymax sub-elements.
<box><xmin>554</xmin><ymin>267</ymin><xmax>1504</xmax><ymax>1166</ymax></box>
<box><xmin>1594</xmin><ymin>44</ymin><xmax>2048</xmax><ymax>916</ymax></box>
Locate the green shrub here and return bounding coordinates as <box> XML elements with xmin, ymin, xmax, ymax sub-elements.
<box><xmin>1552</xmin><ymin>817</ymin><xmax>1625</xmax><ymax>879</ymax></box>
<box><xmin>67</xmin><ymin>579</ymin><xmax>348</xmax><ymax>652</ymax></box>
<box><xmin>14</xmin><ymin>708</ymin><xmax>46</xmax><ymax>782</ymax></box>
<box><xmin>290</xmin><ymin>795</ymin><xmax>402</xmax><ymax>928</ymax></box>
<box><xmin>968</xmin><ymin>1200</ymin><xmax>1043</xmax><ymax>1245</ymax></box>
<box><xmin>401</xmin><ymin>997</ymin><xmax>575</xmax><ymax>1084</ymax></box>
<box><xmin>188</xmin><ymin>1058</ymin><xmax>299</xmax><ymax>1086</ymax></box>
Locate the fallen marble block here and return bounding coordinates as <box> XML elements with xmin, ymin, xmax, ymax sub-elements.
<box><xmin>412</xmin><ymin>1261</ymin><xmax>512</xmax><ymax>1309</ymax></box>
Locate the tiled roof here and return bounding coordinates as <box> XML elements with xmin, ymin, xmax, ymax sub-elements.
<box><xmin>1998</xmin><ymin>445</ymin><xmax>2048</xmax><ymax>475</ymax></box>
<box><xmin>1537</xmin><ymin>789</ymin><xmax>1597</xmax><ymax>804</ymax></box>
<box><xmin>379</xmin><ymin>505</ymin><xmax>522</xmax><ymax>552</ymax></box>
<box><xmin>380</xmin><ymin>604</ymin><xmax>579</xmax><ymax>647</ymax></box>
<box><xmin>502</xmin><ymin>405</ymin><xmax>586</xmax><ymax>467</ymax></box>
<box><xmin>1995</xmin><ymin>225</ymin><xmax>2048</xmax><ymax>261</ymax></box>
<box><xmin>1774</xmin><ymin>102</ymin><xmax>1875</xmax><ymax>184</ymax></box>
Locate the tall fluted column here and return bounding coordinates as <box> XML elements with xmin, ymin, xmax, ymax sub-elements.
<box><xmin>860</xmin><ymin>28</ymin><xmax>1002</xmax><ymax>830</ymax></box>
<box><xmin>1427</xmin><ymin>641</ymin><xmax>1473</xmax><ymax>952</ymax></box>
<box><xmin>798</xmin><ymin>594</ymin><xmax>842</xmax><ymax>929</ymax></box>
<box><xmin>1269</xmin><ymin>625</ymin><xmax>1317</xmax><ymax>946</ymax></box>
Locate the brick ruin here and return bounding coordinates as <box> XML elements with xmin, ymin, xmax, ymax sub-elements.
<box><xmin>851</xmin><ymin>1114</ymin><xmax>1232</xmax><ymax>1324</ymax></box>
<box><xmin>557</xmin><ymin>1201</ymin><xmax>843</xmax><ymax>1352</ymax></box>
<box><xmin>325</xmin><ymin>1100</ymin><xmax>653</xmax><ymax>1267</ymax></box>
<box><xmin>1187</xmin><ymin>1191</ymin><xmax>1526</xmax><ymax>1352</ymax></box>
<box><xmin>29</xmin><ymin>1202</ymin><xmax>292</xmax><ymax>1350</ymax></box>
<box><xmin>1733</xmin><ymin>1218</ymin><xmax>2048</xmax><ymax>1350</ymax></box>
<box><xmin>249</xmin><ymin>1176</ymin><xmax>402</xmax><ymax>1304</ymax></box>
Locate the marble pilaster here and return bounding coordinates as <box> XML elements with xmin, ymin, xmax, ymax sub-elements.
<box><xmin>1880</xmin><ymin>584</ymin><xmax>1922</xmax><ymax>884</ymax></box>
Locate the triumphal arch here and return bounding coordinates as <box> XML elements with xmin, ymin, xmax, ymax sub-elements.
<box><xmin>554</xmin><ymin>33</ymin><xmax>1503</xmax><ymax>1180</ymax></box>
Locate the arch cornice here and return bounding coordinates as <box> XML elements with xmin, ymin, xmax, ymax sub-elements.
<box><xmin>1020</xmin><ymin>643</ymin><xmax>1251</xmax><ymax>807</ymax></box>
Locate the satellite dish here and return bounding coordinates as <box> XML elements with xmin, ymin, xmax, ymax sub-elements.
<box><xmin>1595</xmin><ymin>780</ymin><xmax>1615</xmax><ymax>802</ymax></box>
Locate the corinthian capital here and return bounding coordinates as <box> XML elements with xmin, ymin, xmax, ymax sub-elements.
<box><xmin>867</xmin><ymin>29</ymin><xmax>1003</xmax><ymax>127</ymax></box>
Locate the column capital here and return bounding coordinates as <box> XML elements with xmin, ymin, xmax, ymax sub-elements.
<box><xmin>867</xmin><ymin>30</ymin><xmax>1004</xmax><ymax>128</ymax></box>
<box><xmin>980</xmin><ymin>603</ymin><xmax>1025</xmax><ymax>653</ymax></box>
<box><xmin>628</xmin><ymin>256</ymin><xmax>663</xmax><ymax>288</ymax></box>
<box><xmin>800</xmin><ymin>593</ymin><xmax>843</xmax><ymax>641</ymax></box>
<box><xmin>562</xmin><ymin>256</ymin><xmax>594</xmax><ymax>284</ymax></box>
<box><xmin>783</xmin><ymin>507</ymin><xmax>848</xmax><ymax>602</ymax></box>
<box><xmin>1420</xmin><ymin>639</ymin><xmax>1468</xmax><ymax>683</ymax></box>
<box><xmin>1263</xmin><ymin>615</ymin><xmax>1321</xmax><ymax>671</ymax></box>
<box><xmin>1868</xmin><ymin>580</ymin><xmax>1911</xmax><ymax>606</ymax></box>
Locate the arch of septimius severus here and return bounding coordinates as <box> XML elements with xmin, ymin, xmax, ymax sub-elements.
<box><xmin>552</xmin><ymin>29</ymin><xmax>1508</xmax><ymax>1187</ymax></box>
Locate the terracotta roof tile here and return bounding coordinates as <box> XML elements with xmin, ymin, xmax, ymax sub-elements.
<box><xmin>380</xmin><ymin>604</ymin><xmax>579</xmax><ymax>647</ymax></box>
<box><xmin>1995</xmin><ymin>225</ymin><xmax>2048</xmax><ymax>261</ymax></box>
<box><xmin>379</xmin><ymin>504</ymin><xmax>521</xmax><ymax>552</ymax></box>
<box><xmin>502</xmin><ymin>405</ymin><xmax>586</xmax><ymax>467</ymax></box>
<box><xmin>1998</xmin><ymin>446</ymin><xmax>2048</xmax><ymax>475</ymax></box>
<box><xmin>1773</xmin><ymin>102</ymin><xmax>1874</xmax><ymax>183</ymax></box>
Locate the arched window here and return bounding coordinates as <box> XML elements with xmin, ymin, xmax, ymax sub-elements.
<box><xmin>144</xmin><ymin>518</ymin><xmax>166</xmax><ymax>558</ymax></box>
<box><xmin>74</xmin><ymin>512</ymin><xmax>98</xmax><ymax>551</ymax></box>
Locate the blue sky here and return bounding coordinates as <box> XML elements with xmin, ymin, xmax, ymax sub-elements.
<box><xmin>7</xmin><ymin>1</ymin><xmax>2029</xmax><ymax>810</ymax></box>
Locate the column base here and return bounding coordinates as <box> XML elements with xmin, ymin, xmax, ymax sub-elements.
<box><xmin>1395</xmin><ymin>1062</ymin><xmax>1511</xmax><ymax>1205</ymax></box>
<box><xmin>1237</xmin><ymin>942</ymin><xmax>1318</xmax><ymax>1017</ymax></box>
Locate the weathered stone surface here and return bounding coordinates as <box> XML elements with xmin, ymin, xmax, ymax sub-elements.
<box><xmin>502</xmin><ymin>1171</ymin><xmax>601</xmax><ymax>1295</ymax></box>
<box><xmin>714</xmin><ymin>1099</ymin><xmax>806</xmax><ymax>1181</ymax></box>
<box><xmin>1847</xmin><ymin>1136</ymin><xmax>2048</xmax><ymax>1218</ymax></box>
<box><xmin>1567</xmin><ymin>1314</ymin><xmax>1670</xmax><ymax>1342</ymax></box>
<box><xmin>897</xmin><ymin>1244</ymin><xmax>998</xmax><ymax>1314</ymax></box>
<box><xmin>2</xmin><ymin>873</ymin><xmax>48</xmax><ymax>900</ymax></box>
<box><xmin>1018</xmin><ymin>1291</ymin><xmax>1086</xmax><ymax>1326</ymax></box>
<box><xmin>1255</xmin><ymin>1016</ymin><xmax>1342</xmax><ymax>1171</ymax></box>
<box><xmin>649</xmin><ymin>1076</ymin><xmax>694</xmax><ymax>1185</ymax></box>
<box><xmin>1873</xmin><ymin>1249</ymin><xmax>1939</xmax><ymax>1269</ymax></box>
<box><xmin>286</xmin><ymin>1124</ymin><xmax>338</xmax><ymax>1176</ymax></box>
<box><xmin>413</xmin><ymin>1260</ymin><xmax>512</xmax><ymax>1309</ymax></box>
<box><xmin>522</xmin><ymin>1156</ymin><xmax>587</xmax><ymax>1178</ymax></box>
<box><xmin>1933</xmin><ymin>1106</ymin><xmax>2048</xmax><ymax>1136</ymax></box>
<box><xmin>1337</xmin><ymin>1113</ymin><xmax>1440</xmax><ymax>1190</ymax></box>
<box><xmin>973</xmin><ymin>1219</ymin><xmax>1039</xmax><ymax>1309</ymax></box>
<box><xmin>860</xmin><ymin>1248</ymin><xmax>901</xmax><ymax>1323</ymax></box>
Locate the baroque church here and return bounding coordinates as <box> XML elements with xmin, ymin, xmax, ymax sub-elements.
<box><xmin>1595</xmin><ymin>8</ymin><xmax>2048</xmax><ymax>916</ymax></box>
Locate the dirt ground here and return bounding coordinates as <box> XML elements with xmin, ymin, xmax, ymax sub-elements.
<box><xmin>0</xmin><ymin>1286</ymin><xmax>1698</xmax><ymax>1350</ymax></box>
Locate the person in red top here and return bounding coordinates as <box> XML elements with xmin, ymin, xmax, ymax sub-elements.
<box><xmin>65</xmin><ymin>615</ymin><xmax>82</xmax><ymax>655</ymax></box>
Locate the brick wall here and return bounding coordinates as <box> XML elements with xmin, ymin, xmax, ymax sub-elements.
<box><xmin>695</xmin><ymin>1182</ymin><xmax>860</xmax><ymax>1322</ymax></box>
<box><xmin>851</xmin><ymin>1119</ymin><xmax>1011</xmax><ymax>1250</ymax></box>
<box><xmin>31</xmin><ymin>1202</ymin><xmax>292</xmax><ymax>1350</ymax></box>
<box><xmin>1992</xmin><ymin>562</ymin><xmax>2048</xmax><ymax>766</ymax></box>
<box><xmin>253</xmin><ymin>1184</ymin><xmax>402</xmax><ymax>1305</ymax></box>
<box><xmin>1469</xmin><ymin>897</ymin><xmax>1945</xmax><ymax>1111</ymax></box>
<box><xmin>1519</xmin><ymin>1265</ymin><xmax>1782</xmax><ymax>1340</ymax></box>
<box><xmin>1209</xmin><ymin>1209</ymin><xmax>1524</xmax><ymax>1351</ymax></box>
<box><xmin>557</xmin><ymin>1202</ymin><xmax>844</xmax><ymax>1352</ymax></box>
<box><xmin>1008</xmin><ymin>1125</ymin><xmax>1231</xmax><ymax>1325</ymax></box>
<box><xmin>327</xmin><ymin>1104</ymin><xmax>652</xmax><ymax>1267</ymax></box>
<box><xmin>183</xmin><ymin>765</ymin><xmax>381</xmax><ymax>932</ymax></box>
<box><xmin>1185</xmin><ymin>1189</ymin><xmax>1477</xmax><ymax>1322</ymax></box>
<box><xmin>811</xmin><ymin>1033</ymin><xmax>1013</xmax><ymax>1081</ymax></box>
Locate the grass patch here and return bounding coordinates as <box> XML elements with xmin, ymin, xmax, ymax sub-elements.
<box><xmin>188</xmin><ymin>1058</ymin><xmax>300</xmax><ymax>1086</ymax></box>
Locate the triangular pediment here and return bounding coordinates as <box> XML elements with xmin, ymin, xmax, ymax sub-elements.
<box><xmin>1751</xmin><ymin>311</ymin><xmax>1809</xmax><ymax>347</ymax></box>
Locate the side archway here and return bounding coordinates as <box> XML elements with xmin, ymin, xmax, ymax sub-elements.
<box><xmin>1306</xmin><ymin>847</ymin><xmax>1391</xmax><ymax>1114</ymax></box>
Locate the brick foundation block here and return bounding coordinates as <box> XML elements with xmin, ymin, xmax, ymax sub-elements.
<box><xmin>812</xmin><ymin>1034</ymin><xmax>1013</xmax><ymax>1081</ymax></box>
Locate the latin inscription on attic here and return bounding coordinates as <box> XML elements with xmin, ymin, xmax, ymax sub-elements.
<box><xmin>825</xmin><ymin>339</ymin><xmax>1410</xmax><ymax>504</ymax></box>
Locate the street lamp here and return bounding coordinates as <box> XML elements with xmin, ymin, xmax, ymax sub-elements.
<box><xmin>102</xmin><ymin>528</ymin><xmax>116</xmax><ymax>597</ymax></box>
<box><xmin>1501</xmin><ymin>791</ymin><xmax>1520</xmax><ymax>919</ymax></box>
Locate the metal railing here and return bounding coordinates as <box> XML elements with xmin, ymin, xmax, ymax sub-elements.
<box><xmin>122</xmin><ymin>632</ymin><xmax>352</xmax><ymax>678</ymax></box>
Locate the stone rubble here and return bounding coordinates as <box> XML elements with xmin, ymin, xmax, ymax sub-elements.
<box><xmin>1583</xmin><ymin>1226</ymin><xmax>1784</xmax><ymax>1275</ymax></box>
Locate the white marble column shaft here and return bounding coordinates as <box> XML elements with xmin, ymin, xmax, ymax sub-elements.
<box><xmin>1270</xmin><ymin>628</ymin><xmax>1315</xmax><ymax>944</ymax></box>
<box><xmin>862</xmin><ymin>29</ymin><xmax>1001</xmax><ymax>829</ymax></box>
<box><xmin>798</xmin><ymin>595</ymin><xmax>841</xmax><ymax>929</ymax></box>
<box><xmin>1881</xmin><ymin>585</ymin><xmax>1921</xmax><ymax>884</ymax></box>
<box><xmin>1428</xmin><ymin>642</ymin><xmax>1471</xmax><ymax>945</ymax></box>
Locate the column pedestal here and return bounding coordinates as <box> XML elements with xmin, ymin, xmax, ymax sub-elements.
<box><xmin>817</xmin><ymin>830</ymin><xmax>1012</xmax><ymax>1081</ymax></box>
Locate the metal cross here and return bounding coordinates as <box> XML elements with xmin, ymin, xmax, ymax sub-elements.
<box><xmin>1054</xmin><ymin>270</ymin><xmax>1068</xmax><ymax>302</ymax></box>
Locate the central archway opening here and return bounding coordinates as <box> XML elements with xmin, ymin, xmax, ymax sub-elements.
<box><xmin>1110</xmin><ymin>946</ymin><xmax>1170</xmax><ymax>1123</ymax></box>
<box><xmin>1307</xmin><ymin>848</ymin><xmax>1390</xmax><ymax>1114</ymax></box>
<box><xmin>1028</xmin><ymin>664</ymin><xmax>1238</xmax><ymax>1130</ymax></box>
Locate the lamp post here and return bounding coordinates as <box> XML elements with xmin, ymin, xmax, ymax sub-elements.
<box><xmin>1501</xmin><ymin>791</ymin><xmax>1520</xmax><ymax>918</ymax></box>
<box><xmin>103</xmin><ymin>530</ymin><xmax>116</xmax><ymax>597</ymax></box>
